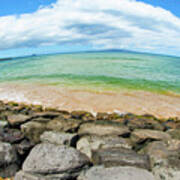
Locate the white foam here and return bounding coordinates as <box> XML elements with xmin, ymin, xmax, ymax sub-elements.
<box><xmin>113</xmin><ymin>109</ymin><xmax>127</xmax><ymax>115</ymax></box>
<box><xmin>0</xmin><ymin>89</ymin><xmax>28</xmax><ymax>103</ymax></box>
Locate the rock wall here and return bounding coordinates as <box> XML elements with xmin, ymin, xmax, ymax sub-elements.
<box><xmin>0</xmin><ymin>101</ymin><xmax>180</xmax><ymax>180</ymax></box>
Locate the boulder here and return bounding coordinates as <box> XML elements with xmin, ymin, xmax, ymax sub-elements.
<box><xmin>140</xmin><ymin>141</ymin><xmax>180</xmax><ymax>180</ymax></box>
<box><xmin>167</xmin><ymin>129</ymin><xmax>180</xmax><ymax>140</ymax></box>
<box><xmin>139</xmin><ymin>141</ymin><xmax>169</xmax><ymax>165</ymax></box>
<box><xmin>15</xmin><ymin>170</ymin><xmax>80</xmax><ymax>180</ymax></box>
<box><xmin>92</xmin><ymin>147</ymin><xmax>150</xmax><ymax>170</ymax></box>
<box><xmin>0</xmin><ymin>128</ymin><xmax>24</xmax><ymax>143</ymax></box>
<box><xmin>0</xmin><ymin>141</ymin><xmax>17</xmax><ymax>166</ymax></box>
<box><xmin>77</xmin><ymin>135</ymin><xmax>132</xmax><ymax>159</ymax></box>
<box><xmin>78</xmin><ymin>166</ymin><xmax>155</xmax><ymax>180</ymax></box>
<box><xmin>21</xmin><ymin>121</ymin><xmax>47</xmax><ymax>143</ymax></box>
<box><xmin>78</xmin><ymin>122</ymin><xmax>130</xmax><ymax>136</ymax></box>
<box><xmin>47</xmin><ymin>118</ymin><xmax>82</xmax><ymax>133</ymax></box>
<box><xmin>131</xmin><ymin>129</ymin><xmax>171</xmax><ymax>144</ymax></box>
<box><xmin>40</xmin><ymin>131</ymin><xmax>78</xmax><ymax>147</ymax></box>
<box><xmin>167</xmin><ymin>139</ymin><xmax>180</xmax><ymax>151</ymax></box>
<box><xmin>22</xmin><ymin>143</ymin><xmax>90</xmax><ymax>174</ymax></box>
<box><xmin>7</xmin><ymin>114</ymin><xmax>30</xmax><ymax>126</ymax></box>
<box><xmin>129</xmin><ymin>119</ymin><xmax>164</xmax><ymax>131</ymax></box>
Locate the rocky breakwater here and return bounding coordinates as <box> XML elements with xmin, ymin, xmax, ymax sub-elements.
<box><xmin>0</xmin><ymin>101</ymin><xmax>180</xmax><ymax>179</ymax></box>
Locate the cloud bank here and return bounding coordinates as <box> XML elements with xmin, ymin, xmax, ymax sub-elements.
<box><xmin>1</xmin><ymin>0</ymin><xmax>180</xmax><ymax>55</ymax></box>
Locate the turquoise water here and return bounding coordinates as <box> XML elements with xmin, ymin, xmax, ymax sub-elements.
<box><xmin>0</xmin><ymin>52</ymin><xmax>180</xmax><ymax>94</ymax></box>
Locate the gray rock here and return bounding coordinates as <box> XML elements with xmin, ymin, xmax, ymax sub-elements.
<box><xmin>167</xmin><ymin>139</ymin><xmax>180</xmax><ymax>151</ymax></box>
<box><xmin>0</xmin><ymin>141</ymin><xmax>17</xmax><ymax>166</ymax></box>
<box><xmin>92</xmin><ymin>147</ymin><xmax>150</xmax><ymax>170</ymax></box>
<box><xmin>23</xmin><ymin>143</ymin><xmax>90</xmax><ymax>174</ymax></box>
<box><xmin>78</xmin><ymin>122</ymin><xmax>130</xmax><ymax>136</ymax></box>
<box><xmin>7</xmin><ymin>114</ymin><xmax>30</xmax><ymax>126</ymax></box>
<box><xmin>77</xmin><ymin>166</ymin><xmax>155</xmax><ymax>180</ymax></box>
<box><xmin>40</xmin><ymin>131</ymin><xmax>78</xmax><ymax>146</ymax></box>
<box><xmin>15</xmin><ymin>171</ymin><xmax>43</xmax><ymax>180</ymax></box>
<box><xmin>153</xmin><ymin>166</ymin><xmax>180</xmax><ymax>180</ymax></box>
<box><xmin>15</xmin><ymin>171</ymin><xmax>76</xmax><ymax>180</ymax></box>
<box><xmin>47</xmin><ymin>118</ymin><xmax>82</xmax><ymax>133</ymax></box>
<box><xmin>131</xmin><ymin>129</ymin><xmax>171</xmax><ymax>144</ymax></box>
<box><xmin>0</xmin><ymin>128</ymin><xmax>24</xmax><ymax>143</ymax></box>
<box><xmin>77</xmin><ymin>135</ymin><xmax>132</xmax><ymax>159</ymax></box>
<box><xmin>140</xmin><ymin>141</ymin><xmax>180</xmax><ymax>180</ymax></box>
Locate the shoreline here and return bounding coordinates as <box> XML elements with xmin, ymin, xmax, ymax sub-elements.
<box><xmin>0</xmin><ymin>82</ymin><xmax>180</xmax><ymax>119</ymax></box>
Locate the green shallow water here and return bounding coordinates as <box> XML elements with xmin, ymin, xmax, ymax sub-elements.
<box><xmin>0</xmin><ymin>52</ymin><xmax>180</xmax><ymax>94</ymax></box>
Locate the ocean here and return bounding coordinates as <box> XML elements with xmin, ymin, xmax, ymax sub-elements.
<box><xmin>0</xmin><ymin>51</ymin><xmax>180</xmax><ymax>95</ymax></box>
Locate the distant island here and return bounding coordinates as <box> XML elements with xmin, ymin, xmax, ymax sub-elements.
<box><xmin>0</xmin><ymin>57</ymin><xmax>12</xmax><ymax>62</ymax></box>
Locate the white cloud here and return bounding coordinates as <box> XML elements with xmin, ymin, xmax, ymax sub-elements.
<box><xmin>0</xmin><ymin>0</ymin><xmax>180</xmax><ymax>55</ymax></box>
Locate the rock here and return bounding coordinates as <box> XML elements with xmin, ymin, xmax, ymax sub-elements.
<box><xmin>78</xmin><ymin>122</ymin><xmax>130</xmax><ymax>136</ymax></box>
<box><xmin>131</xmin><ymin>129</ymin><xmax>171</xmax><ymax>144</ymax></box>
<box><xmin>0</xmin><ymin>128</ymin><xmax>24</xmax><ymax>143</ymax></box>
<box><xmin>153</xmin><ymin>167</ymin><xmax>180</xmax><ymax>180</ymax></box>
<box><xmin>78</xmin><ymin>166</ymin><xmax>155</xmax><ymax>180</ymax></box>
<box><xmin>0</xmin><ymin>120</ymin><xmax>8</xmax><ymax>127</ymax></box>
<box><xmin>163</xmin><ymin>120</ymin><xmax>179</xmax><ymax>130</ymax></box>
<box><xmin>139</xmin><ymin>141</ymin><xmax>169</xmax><ymax>165</ymax></box>
<box><xmin>140</xmin><ymin>141</ymin><xmax>180</xmax><ymax>180</ymax></box>
<box><xmin>15</xmin><ymin>139</ymin><xmax>34</xmax><ymax>156</ymax></box>
<box><xmin>96</xmin><ymin>112</ymin><xmax>121</xmax><ymax>121</ymax></box>
<box><xmin>167</xmin><ymin>139</ymin><xmax>180</xmax><ymax>151</ymax></box>
<box><xmin>167</xmin><ymin>129</ymin><xmax>180</xmax><ymax>140</ymax></box>
<box><xmin>0</xmin><ymin>141</ymin><xmax>17</xmax><ymax>166</ymax></box>
<box><xmin>21</xmin><ymin>121</ymin><xmax>47</xmax><ymax>143</ymax></box>
<box><xmin>71</xmin><ymin>111</ymin><xmax>95</xmax><ymax>121</ymax></box>
<box><xmin>15</xmin><ymin>171</ymin><xmax>44</xmax><ymax>180</ymax></box>
<box><xmin>32</xmin><ymin>112</ymin><xmax>61</xmax><ymax>119</ymax></box>
<box><xmin>0</xmin><ymin>164</ymin><xmax>19</xmax><ymax>178</ymax></box>
<box><xmin>77</xmin><ymin>135</ymin><xmax>132</xmax><ymax>159</ymax></box>
<box><xmin>125</xmin><ymin>115</ymin><xmax>163</xmax><ymax>131</ymax></box>
<box><xmin>92</xmin><ymin>147</ymin><xmax>150</xmax><ymax>170</ymax></box>
<box><xmin>47</xmin><ymin>118</ymin><xmax>82</xmax><ymax>133</ymax></box>
<box><xmin>96</xmin><ymin>112</ymin><xmax>109</xmax><ymax>120</ymax></box>
<box><xmin>10</xmin><ymin>104</ymin><xmax>34</xmax><ymax>115</ymax></box>
<box><xmin>22</xmin><ymin>143</ymin><xmax>90</xmax><ymax>174</ymax></box>
<box><xmin>31</xmin><ymin>117</ymin><xmax>52</xmax><ymax>123</ymax></box>
<box><xmin>40</xmin><ymin>131</ymin><xmax>78</xmax><ymax>147</ymax></box>
<box><xmin>7</xmin><ymin>114</ymin><xmax>30</xmax><ymax>126</ymax></box>
<box><xmin>15</xmin><ymin>170</ymin><xmax>79</xmax><ymax>180</ymax></box>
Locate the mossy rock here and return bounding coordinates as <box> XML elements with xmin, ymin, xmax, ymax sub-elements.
<box><xmin>21</xmin><ymin>121</ymin><xmax>47</xmax><ymax>143</ymax></box>
<box><xmin>71</xmin><ymin>110</ymin><xmax>95</xmax><ymax>121</ymax></box>
<box><xmin>7</xmin><ymin>101</ymin><xmax>19</xmax><ymax>107</ymax></box>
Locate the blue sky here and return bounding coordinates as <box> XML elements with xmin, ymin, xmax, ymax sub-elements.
<box><xmin>0</xmin><ymin>0</ymin><xmax>180</xmax><ymax>58</ymax></box>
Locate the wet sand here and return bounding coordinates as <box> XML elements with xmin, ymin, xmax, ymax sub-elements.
<box><xmin>0</xmin><ymin>83</ymin><xmax>180</xmax><ymax>119</ymax></box>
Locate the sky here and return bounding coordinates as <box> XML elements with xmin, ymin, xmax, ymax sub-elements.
<box><xmin>0</xmin><ymin>0</ymin><xmax>180</xmax><ymax>58</ymax></box>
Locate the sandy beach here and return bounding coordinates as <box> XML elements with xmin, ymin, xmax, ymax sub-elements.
<box><xmin>0</xmin><ymin>83</ymin><xmax>180</xmax><ymax>119</ymax></box>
